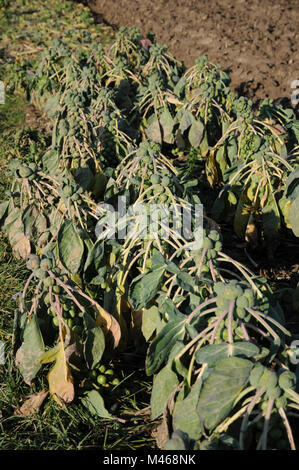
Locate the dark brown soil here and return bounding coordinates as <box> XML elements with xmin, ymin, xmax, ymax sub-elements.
<box><xmin>87</xmin><ymin>0</ymin><xmax>299</xmax><ymax>105</ymax></box>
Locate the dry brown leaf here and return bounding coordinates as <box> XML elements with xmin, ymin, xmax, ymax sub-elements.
<box><xmin>96</xmin><ymin>304</ymin><xmax>121</xmax><ymax>350</ymax></box>
<box><xmin>155</xmin><ymin>385</ymin><xmax>181</xmax><ymax>449</ymax></box>
<box><xmin>14</xmin><ymin>390</ymin><xmax>48</xmax><ymax>417</ymax></box>
<box><xmin>12</xmin><ymin>233</ymin><xmax>31</xmax><ymax>260</ymax></box>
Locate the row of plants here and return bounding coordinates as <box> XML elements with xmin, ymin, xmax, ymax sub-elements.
<box><xmin>1</xmin><ymin>0</ymin><xmax>299</xmax><ymax>450</ymax></box>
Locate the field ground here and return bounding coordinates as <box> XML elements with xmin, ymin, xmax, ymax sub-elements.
<box><xmin>88</xmin><ymin>0</ymin><xmax>299</xmax><ymax>104</ymax></box>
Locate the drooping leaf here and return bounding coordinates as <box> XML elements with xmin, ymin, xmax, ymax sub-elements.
<box><xmin>81</xmin><ymin>390</ymin><xmax>112</xmax><ymax>419</ymax></box>
<box><xmin>197</xmin><ymin>357</ymin><xmax>252</xmax><ymax>430</ymax></box>
<box><xmin>285</xmin><ymin>169</ymin><xmax>299</xmax><ymax>201</ymax></box>
<box><xmin>188</xmin><ymin>119</ymin><xmax>204</xmax><ymax>147</ymax></box>
<box><xmin>172</xmin><ymin>376</ymin><xmax>203</xmax><ymax>439</ymax></box>
<box><xmin>145</xmin><ymin>115</ymin><xmax>162</xmax><ymax>143</ymax></box>
<box><xmin>46</xmin><ymin>340</ymin><xmax>74</xmax><ymax>405</ymax></box>
<box><xmin>146</xmin><ymin>318</ymin><xmax>186</xmax><ymax>376</ymax></box>
<box><xmin>179</xmin><ymin>110</ymin><xmax>194</xmax><ymax>133</ymax></box>
<box><xmin>14</xmin><ymin>390</ymin><xmax>48</xmax><ymax>417</ymax></box>
<box><xmin>163</xmin><ymin>430</ymin><xmax>200</xmax><ymax>450</ymax></box>
<box><xmin>83</xmin><ymin>239</ymin><xmax>105</xmax><ymax>283</ymax></box>
<box><xmin>95</xmin><ymin>304</ymin><xmax>121</xmax><ymax>350</ymax></box>
<box><xmin>289</xmin><ymin>196</ymin><xmax>299</xmax><ymax>237</ymax></box>
<box><xmin>83</xmin><ymin>311</ymin><xmax>105</xmax><ymax>369</ymax></box>
<box><xmin>150</xmin><ymin>365</ymin><xmax>179</xmax><ymax>419</ymax></box>
<box><xmin>159</xmin><ymin>107</ymin><xmax>175</xmax><ymax>144</ymax></box>
<box><xmin>12</xmin><ymin>232</ymin><xmax>31</xmax><ymax>260</ymax></box>
<box><xmin>0</xmin><ymin>200</ymin><xmax>9</xmax><ymax>224</ymax></box>
<box><xmin>129</xmin><ymin>265</ymin><xmax>166</xmax><ymax>311</ymax></box>
<box><xmin>15</xmin><ymin>315</ymin><xmax>45</xmax><ymax>385</ymax></box>
<box><xmin>58</xmin><ymin>219</ymin><xmax>84</xmax><ymax>274</ymax></box>
<box><xmin>195</xmin><ymin>342</ymin><xmax>259</xmax><ymax>366</ymax></box>
<box><xmin>142</xmin><ymin>305</ymin><xmax>166</xmax><ymax>341</ymax></box>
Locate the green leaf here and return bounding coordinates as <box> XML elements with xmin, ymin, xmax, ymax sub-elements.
<box><xmin>150</xmin><ymin>365</ymin><xmax>179</xmax><ymax>418</ymax></box>
<box><xmin>129</xmin><ymin>266</ymin><xmax>166</xmax><ymax>311</ymax></box>
<box><xmin>146</xmin><ymin>319</ymin><xmax>186</xmax><ymax>375</ymax></box>
<box><xmin>0</xmin><ymin>200</ymin><xmax>9</xmax><ymax>224</ymax></box>
<box><xmin>188</xmin><ymin>119</ymin><xmax>204</xmax><ymax>147</ymax></box>
<box><xmin>173</xmin><ymin>377</ymin><xmax>203</xmax><ymax>439</ymax></box>
<box><xmin>83</xmin><ymin>239</ymin><xmax>105</xmax><ymax>283</ymax></box>
<box><xmin>81</xmin><ymin>390</ymin><xmax>112</xmax><ymax>419</ymax></box>
<box><xmin>195</xmin><ymin>342</ymin><xmax>259</xmax><ymax>366</ymax></box>
<box><xmin>42</xmin><ymin>149</ymin><xmax>60</xmax><ymax>175</ymax></box>
<box><xmin>142</xmin><ymin>305</ymin><xmax>166</xmax><ymax>341</ymax></box>
<box><xmin>289</xmin><ymin>196</ymin><xmax>299</xmax><ymax>237</ymax></box>
<box><xmin>180</xmin><ymin>110</ymin><xmax>193</xmax><ymax>133</ymax></box>
<box><xmin>262</xmin><ymin>196</ymin><xmax>281</xmax><ymax>241</ymax></box>
<box><xmin>163</xmin><ymin>430</ymin><xmax>200</xmax><ymax>450</ymax></box>
<box><xmin>83</xmin><ymin>312</ymin><xmax>105</xmax><ymax>369</ymax></box>
<box><xmin>285</xmin><ymin>169</ymin><xmax>299</xmax><ymax>201</ymax></box>
<box><xmin>145</xmin><ymin>115</ymin><xmax>162</xmax><ymax>143</ymax></box>
<box><xmin>58</xmin><ymin>219</ymin><xmax>84</xmax><ymax>274</ymax></box>
<box><xmin>197</xmin><ymin>357</ymin><xmax>253</xmax><ymax>430</ymax></box>
<box><xmin>15</xmin><ymin>315</ymin><xmax>45</xmax><ymax>385</ymax></box>
<box><xmin>159</xmin><ymin>107</ymin><xmax>175</xmax><ymax>144</ymax></box>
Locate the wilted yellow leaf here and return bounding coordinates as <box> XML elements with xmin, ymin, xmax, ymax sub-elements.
<box><xmin>96</xmin><ymin>304</ymin><xmax>121</xmax><ymax>350</ymax></box>
<box><xmin>47</xmin><ymin>341</ymin><xmax>74</xmax><ymax>406</ymax></box>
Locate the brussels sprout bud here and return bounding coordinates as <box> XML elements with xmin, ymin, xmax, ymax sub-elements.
<box><xmin>278</xmin><ymin>371</ymin><xmax>296</xmax><ymax>391</ymax></box>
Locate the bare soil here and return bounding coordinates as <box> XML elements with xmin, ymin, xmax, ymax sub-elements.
<box><xmin>87</xmin><ymin>0</ymin><xmax>299</xmax><ymax>105</ymax></box>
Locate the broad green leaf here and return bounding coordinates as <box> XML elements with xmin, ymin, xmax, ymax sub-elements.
<box><xmin>173</xmin><ymin>376</ymin><xmax>203</xmax><ymax>439</ymax></box>
<box><xmin>262</xmin><ymin>196</ymin><xmax>281</xmax><ymax>241</ymax></box>
<box><xmin>226</xmin><ymin>136</ymin><xmax>238</xmax><ymax>164</ymax></box>
<box><xmin>188</xmin><ymin>119</ymin><xmax>204</xmax><ymax>147</ymax></box>
<box><xmin>180</xmin><ymin>110</ymin><xmax>193</xmax><ymax>133</ymax></box>
<box><xmin>81</xmin><ymin>390</ymin><xmax>112</xmax><ymax>419</ymax></box>
<box><xmin>83</xmin><ymin>311</ymin><xmax>105</xmax><ymax>369</ymax></box>
<box><xmin>195</xmin><ymin>342</ymin><xmax>259</xmax><ymax>366</ymax></box>
<box><xmin>145</xmin><ymin>115</ymin><xmax>162</xmax><ymax>143</ymax></box>
<box><xmin>146</xmin><ymin>319</ymin><xmax>186</xmax><ymax>375</ymax></box>
<box><xmin>74</xmin><ymin>167</ymin><xmax>94</xmax><ymax>191</ymax></box>
<box><xmin>15</xmin><ymin>315</ymin><xmax>45</xmax><ymax>385</ymax></box>
<box><xmin>142</xmin><ymin>305</ymin><xmax>166</xmax><ymax>341</ymax></box>
<box><xmin>150</xmin><ymin>365</ymin><xmax>179</xmax><ymax>418</ymax></box>
<box><xmin>197</xmin><ymin>357</ymin><xmax>252</xmax><ymax>430</ymax></box>
<box><xmin>159</xmin><ymin>107</ymin><xmax>175</xmax><ymax>144</ymax></box>
<box><xmin>42</xmin><ymin>149</ymin><xmax>60</xmax><ymax>175</ymax></box>
<box><xmin>129</xmin><ymin>266</ymin><xmax>166</xmax><ymax>311</ymax></box>
<box><xmin>58</xmin><ymin>219</ymin><xmax>84</xmax><ymax>274</ymax></box>
<box><xmin>164</xmin><ymin>430</ymin><xmax>200</xmax><ymax>450</ymax></box>
<box><xmin>22</xmin><ymin>205</ymin><xmax>41</xmax><ymax>238</ymax></box>
<box><xmin>289</xmin><ymin>196</ymin><xmax>299</xmax><ymax>237</ymax></box>
<box><xmin>83</xmin><ymin>239</ymin><xmax>105</xmax><ymax>283</ymax></box>
<box><xmin>285</xmin><ymin>169</ymin><xmax>299</xmax><ymax>201</ymax></box>
<box><xmin>176</xmin><ymin>272</ymin><xmax>196</xmax><ymax>292</ymax></box>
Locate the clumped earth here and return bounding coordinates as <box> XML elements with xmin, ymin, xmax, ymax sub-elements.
<box><xmin>87</xmin><ymin>0</ymin><xmax>299</xmax><ymax>104</ymax></box>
